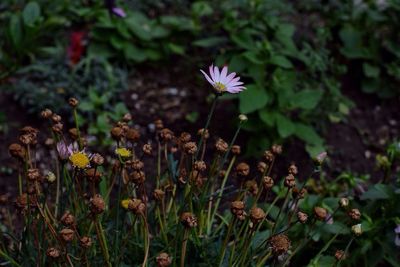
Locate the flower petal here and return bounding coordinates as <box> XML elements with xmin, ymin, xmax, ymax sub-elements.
<box><xmin>200</xmin><ymin>69</ymin><xmax>215</xmax><ymax>85</ymax></box>
<box><xmin>220</xmin><ymin>66</ymin><xmax>228</xmax><ymax>83</ymax></box>
<box><xmin>226</xmin><ymin>77</ymin><xmax>240</xmax><ymax>86</ymax></box>
<box><xmin>213</xmin><ymin>66</ymin><xmax>220</xmax><ymax>82</ymax></box>
<box><xmin>224</xmin><ymin>72</ymin><xmax>237</xmax><ymax>84</ymax></box>
<box><xmin>209</xmin><ymin>64</ymin><xmax>215</xmax><ymax>81</ymax></box>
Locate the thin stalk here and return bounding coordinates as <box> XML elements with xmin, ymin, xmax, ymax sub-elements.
<box><xmin>180</xmin><ymin>228</ymin><xmax>190</xmax><ymax>267</ymax></box>
<box><xmin>141</xmin><ymin>215</ymin><xmax>150</xmax><ymax>267</ymax></box>
<box><xmin>271</xmin><ymin>187</ymin><xmax>291</xmax><ymax>234</ymax></box>
<box><xmin>218</xmin><ymin>217</ymin><xmax>236</xmax><ymax>266</ymax></box>
<box><xmin>95</xmin><ymin>218</ymin><xmax>112</xmax><ymax>267</ymax></box>
<box><xmin>255</xmin><ymin>250</ymin><xmax>272</xmax><ymax>267</ymax></box>
<box><xmin>72</xmin><ymin>108</ymin><xmax>83</xmax><ymax>150</ymax></box>
<box><xmin>337</xmin><ymin>238</ymin><xmax>354</xmax><ymax>267</ymax></box>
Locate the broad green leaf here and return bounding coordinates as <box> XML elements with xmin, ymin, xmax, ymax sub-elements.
<box><xmin>270</xmin><ymin>55</ymin><xmax>293</xmax><ymax>68</ymax></box>
<box><xmin>295</xmin><ymin>123</ymin><xmax>323</xmax><ymax>146</ymax></box>
<box><xmin>168</xmin><ymin>43</ymin><xmax>185</xmax><ymax>55</ymax></box>
<box><xmin>258</xmin><ymin>109</ymin><xmax>275</xmax><ymax>127</ymax></box>
<box><xmin>123</xmin><ymin>43</ymin><xmax>147</xmax><ymax>62</ymax></box>
<box><xmin>191</xmin><ymin>1</ymin><xmax>213</xmax><ymax>17</ymax></box>
<box><xmin>231</xmin><ymin>30</ymin><xmax>254</xmax><ymax>50</ymax></box>
<box><xmin>243</xmin><ymin>51</ymin><xmax>265</xmax><ymax>64</ymax></box>
<box><xmin>275</xmin><ymin>113</ymin><xmax>295</xmax><ymax>138</ymax></box>
<box><xmin>193</xmin><ymin>37</ymin><xmax>227</xmax><ymax>47</ymax></box>
<box><xmin>9</xmin><ymin>15</ymin><xmax>22</xmax><ymax>46</ymax></box>
<box><xmin>22</xmin><ymin>2</ymin><xmax>41</xmax><ymax>26</ymax></box>
<box><xmin>291</xmin><ymin>89</ymin><xmax>323</xmax><ymax>110</ymax></box>
<box><xmin>339</xmin><ymin>27</ymin><xmax>371</xmax><ymax>59</ymax></box>
<box><xmin>363</xmin><ymin>63</ymin><xmax>380</xmax><ymax>78</ymax></box>
<box><xmin>360</xmin><ymin>184</ymin><xmax>393</xmax><ymax>200</ymax></box>
<box><xmin>229</xmin><ymin>55</ymin><xmax>246</xmax><ymax>72</ymax></box>
<box><xmin>239</xmin><ymin>84</ymin><xmax>268</xmax><ymax>114</ymax></box>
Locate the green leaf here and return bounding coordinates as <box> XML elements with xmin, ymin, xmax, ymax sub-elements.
<box><xmin>9</xmin><ymin>15</ymin><xmax>22</xmax><ymax>46</ymax></box>
<box><xmin>269</xmin><ymin>55</ymin><xmax>293</xmax><ymax>68</ymax></box>
<box><xmin>295</xmin><ymin>123</ymin><xmax>323</xmax><ymax>146</ymax></box>
<box><xmin>193</xmin><ymin>37</ymin><xmax>226</xmax><ymax>47</ymax></box>
<box><xmin>322</xmin><ymin>222</ymin><xmax>350</xmax><ymax>234</ymax></box>
<box><xmin>239</xmin><ymin>84</ymin><xmax>269</xmax><ymax>114</ymax></box>
<box><xmin>275</xmin><ymin>113</ymin><xmax>295</xmax><ymax>138</ymax></box>
<box><xmin>168</xmin><ymin>43</ymin><xmax>185</xmax><ymax>55</ymax></box>
<box><xmin>339</xmin><ymin>27</ymin><xmax>370</xmax><ymax>59</ymax></box>
<box><xmin>231</xmin><ymin>30</ymin><xmax>254</xmax><ymax>50</ymax></box>
<box><xmin>291</xmin><ymin>89</ymin><xmax>323</xmax><ymax>110</ymax></box>
<box><xmin>363</xmin><ymin>63</ymin><xmax>380</xmax><ymax>78</ymax></box>
<box><xmin>360</xmin><ymin>184</ymin><xmax>393</xmax><ymax>200</ymax></box>
<box><xmin>229</xmin><ymin>55</ymin><xmax>246</xmax><ymax>73</ymax></box>
<box><xmin>243</xmin><ymin>51</ymin><xmax>265</xmax><ymax>65</ymax></box>
<box><xmin>123</xmin><ymin>43</ymin><xmax>147</xmax><ymax>62</ymax></box>
<box><xmin>191</xmin><ymin>1</ymin><xmax>213</xmax><ymax>17</ymax></box>
<box><xmin>22</xmin><ymin>2</ymin><xmax>41</xmax><ymax>26</ymax></box>
<box><xmin>258</xmin><ymin>110</ymin><xmax>275</xmax><ymax>127</ymax></box>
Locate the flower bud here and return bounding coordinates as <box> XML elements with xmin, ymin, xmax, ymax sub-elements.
<box><xmin>80</xmin><ymin>236</ymin><xmax>92</xmax><ymax>248</ymax></box>
<box><xmin>339</xmin><ymin>198</ymin><xmax>349</xmax><ymax>208</ymax></box>
<box><xmin>89</xmin><ymin>194</ymin><xmax>106</xmax><ymax>214</ymax></box>
<box><xmin>348</xmin><ymin>208</ymin><xmax>361</xmax><ymax>221</ymax></box>
<box><xmin>314</xmin><ymin>207</ymin><xmax>327</xmax><ymax>221</ymax></box>
<box><xmin>156</xmin><ymin>252</ymin><xmax>172</xmax><ymax>267</ymax></box>
<box><xmin>236</xmin><ymin>162</ymin><xmax>250</xmax><ymax>177</ymax></box>
<box><xmin>249</xmin><ymin>207</ymin><xmax>265</xmax><ymax>224</ymax></box>
<box><xmin>297</xmin><ymin>211</ymin><xmax>308</xmax><ymax>223</ymax></box>
<box><xmin>59</xmin><ymin>228</ymin><xmax>74</xmax><ymax>242</ymax></box>
<box><xmin>269</xmin><ymin>234</ymin><xmax>291</xmax><ymax>256</ymax></box>
<box><xmin>180</xmin><ymin>212</ymin><xmax>197</xmax><ymax>228</ymax></box>
<box><xmin>68</xmin><ymin>97</ymin><xmax>79</xmax><ymax>107</ymax></box>
<box><xmin>351</xmin><ymin>224</ymin><xmax>362</xmax><ymax>236</ymax></box>
<box><xmin>238</xmin><ymin>114</ymin><xmax>248</xmax><ymax>122</ymax></box>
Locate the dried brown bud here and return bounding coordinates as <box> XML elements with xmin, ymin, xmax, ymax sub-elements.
<box><xmin>215</xmin><ymin>138</ymin><xmax>228</xmax><ymax>154</ymax></box>
<box><xmin>51</xmin><ymin>114</ymin><xmax>62</xmax><ymax>123</ymax></box>
<box><xmin>143</xmin><ymin>144</ymin><xmax>152</xmax><ymax>155</ymax></box>
<box><xmin>348</xmin><ymin>208</ymin><xmax>361</xmax><ymax>221</ymax></box>
<box><xmin>19</xmin><ymin>134</ymin><xmax>34</xmax><ymax>145</ymax></box>
<box><xmin>194</xmin><ymin>161</ymin><xmax>207</xmax><ymax>172</ymax></box>
<box><xmin>0</xmin><ymin>194</ymin><xmax>9</xmax><ymax>205</ymax></box>
<box><xmin>41</xmin><ymin>109</ymin><xmax>53</xmax><ymax>119</ymax></box>
<box><xmin>249</xmin><ymin>207</ymin><xmax>265</xmax><ymax>224</ymax></box>
<box><xmin>159</xmin><ymin>128</ymin><xmax>174</xmax><ymax>142</ymax></box>
<box><xmin>271</xmin><ymin>144</ymin><xmax>282</xmax><ymax>155</ymax></box>
<box><xmin>297</xmin><ymin>211</ymin><xmax>308</xmax><ymax>223</ymax></box>
<box><xmin>179</xmin><ymin>132</ymin><xmax>191</xmax><ymax>143</ymax></box>
<box><xmin>126</xmin><ymin>128</ymin><xmax>140</xmax><ymax>142</ymax></box>
<box><xmin>245</xmin><ymin>180</ymin><xmax>259</xmax><ymax>196</ymax></box>
<box><xmin>52</xmin><ymin>123</ymin><xmax>63</xmax><ymax>133</ymax></box>
<box><xmin>288</xmin><ymin>164</ymin><xmax>298</xmax><ymax>175</ymax></box>
<box><xmin>284</xmin><ymin>174</ymin><xmax>296</xmax><ymax>188</ymax></box>
<box><xmin>236</xmin><ymin>162</ymin><xmax>250</xmax><ymax>177</ymax></box>
<box><xmin>197</xmin><ymin>128</ymin><xmax>209</xmax><ymax>139</ymax></box>
<box><xmin>183</xmin><ymin>142</ymin><xmax>197</xmax><ymax>155</ymax></box>
<box><xmin>60</xmin><ymin>211</ymin><xmax>75</xmax><ymax>226</ymax></box>
<box><xmin>180</xmin><ymin>212</ymin><xmax>197</xmax><ymax>228</ymax></box>
<box><xmin>130</xmin><ymin>160</ymin><xmax>144</xmax><ymax>171</ymax></box>
<box><xmin>334</xmin><ymin>250</ymin><xmax>346</xmax><ymax>261</ymax></box>
<box><xmin>15</xmin><ymin>193</ymin><xmax>28</xmax><ymax>211</ymax></box>
<box><xmin>230</xmin><ymin>201</ymin><xmax>246</xmax><ymax>220</ymax></box>
<box><xmin>314</xmin><ymin>207</ymin><xmax>327</xmax><ymax>221</ymax></box>
<box><xmin>131</xmin><ymin>170</ymin><xmax>146</xmax><ymax>184</ymax></box>
<box><xmin>27</xmin><ymin>168</ymin><xmax>40</xmax><ymax>181</ymax></box>
<box><xmin>156</xmin><ymin>252</ymin><xmax>172</xmax><ymax>267</ymax></box>
<box><xmin>9</xmin><ymin>143</ymin><xmax>26</xmax><ymax>160</ymax></box>
<box><xmin>111</xmin><ymin>127</ymin><xmax>124</xmax><ymax>141</ymax></box>
<box><xmin>231</xmin><ymin>145</ymin><xmax>241</xmax><ymax>155</ymax></box>
<box><xmin>68</xmin><ymin>128</ymin><xmax>79</xmax><ymax>140</ymax></box>
<box><xmin>263</xmin><ymin>176</ymin><xmax>274</xmax><ymax>190</ymax></box>
<box><xmin>85</xmin><ymin>168</ymin><xmax>102</xmax><ymax>183</ymax></box>
<box><xmin>257</xmin><ymin>162</ymin><xmax>267</xmax><ymax>173</ymax></box>
<box><xmin>154</xmin><ymin>119</ymin><xmax>164</xmax><ymax>130</ymax></box>
<box><xmin>45</xmin><ymin>138</ymin><xmax>54</xmax><ymax>146</ymax></box>
<box><xmin>46</xmin><ymin>247</ymin><xmax>60</xmax><ymax>259</ymax></box>
<box><xmin>339</xmin><ymin>198</ymin><xmax>349</xmax><ymax>208</ymax></box>
<box><xmin>269</xmin><ymin>234</ymin><xmax>291</xmax><ymax>256</ymax></box>
<box><xmin>292</xmin><ymin>187</ymin><xmax>307</xmax><ymax>199</ymax></box>
<box><xmin>68</xmin><ymin>97</ymin><xmax>79</xmax><ymax>107</ymax></box>
<box><xmin>264</xmin><ymin>150</ymin><xmax>274</xmax><ymax>162</ymax></box>
<box><xmin>123</xmin><ymin>113</ymin><xmax>132</xmax><ymax>122</ymax></box>
<box><xmin>153</xmin><ymin>189</ymin><xmax>165</xmax><ymax>201</ymax></box>
<box><xmin>80</xmin><ymin>236</ymin><xmax>92</xmax><ymax>248</ymax></box>
<box><xmin>89</xmin><ymin>194</ymin><xmax>106</xmax><ymax>214</ymax></box>
<box><xmin>59</xmin><ymin>228</ymin><xmax>74</xmax><ymax>242</ymax></box>
<box><xmin>91</xmin><ymin>153</ymin><xmax>104</xmax><ymax>166</ymax></box>
<box><xmin>128</xmin><ymin>199</ymin><xmax>146</xmax><ymax>214</ymax></box>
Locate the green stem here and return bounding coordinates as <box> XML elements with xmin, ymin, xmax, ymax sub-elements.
<box><xmin>218</xmin><ymin>218</ymin><xmax>236</xmax><ymax>266</ymax></box>
<box><xmin>180</xmin><ymin>228</ymin><xmax>189</xmax><ymax>267</ymax></box>
<box><xmin>271</xmin><ymin>187</ymin><xmax>290</xmax><ymax>234</ymax></box>
<box><xmin>141</xmin><ymin>215</ymin><xmax>150</xmax><ymax>267</ymax></box>
<box><xmin>337</xmin><ymin>238</ymin><xmax>354</xmax><ymax>267</ymax></box>
<box><xmin>72</xmin><ymin>108</ymin><xmax>83</xmax><ymax>150</ymax></box>
<box><xmin>95</xmin><ymin>218</ymin><xmax>111</xmax><ymax>267</ymax></box>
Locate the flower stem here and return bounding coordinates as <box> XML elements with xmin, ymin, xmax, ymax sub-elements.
<box><xmin>141</xmin><ymin>215</ymin><xmax>150</xmax><ymax>267</ymax></box>
<box><xmin>180</xmin><ymin>228</ymin><xmax>189</xmax><ymax>267</ymax></box>
<box><xmin>72</xmin><ymin>108</ymin><xmax>83</xmax><ymax>150</ymax></box>
<box><xmin>271</xmin><ymin>187</ymin><xmax>291</xmax><ymax>234</ymax></box>
<box><xmin>95</xmin><ymin>217</ymin><xmax>112</xmax><ymax>267</ymax></box>
<box><xmin>218</xmin><ymin>217</ymin><xmax>236</xmax><ymax>266</ymax></box>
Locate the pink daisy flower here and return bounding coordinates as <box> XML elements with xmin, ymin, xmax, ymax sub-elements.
<box><xmin>200</xmin><ymin>64</ymin><xmax>246</xmax><ymax>94</ymax></box>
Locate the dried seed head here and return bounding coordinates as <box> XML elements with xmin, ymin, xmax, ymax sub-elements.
<box><xmin>156</xmin><ymin>252</ymin><xmax>172</xmax><ymax>267</ymax></box>
<box><xmin>51</xmin><ymin>114</ymin><xmax>62</xmax><ymax>123</ymax></box>
<box><xmin>159</xmin><ymin>128</ymin><xmax>174</xmax><ymax>142</ymax></box>
<box><xmin>288</xmin><ymin>164</ymin><xmax>298</xmax><ymax>175</ymax></box>
<box><xmin>59</xmin><ymin>228</ymin><xmax>74</xmax><ymax>242</ymax></box>
<box><xmin>80</xmin><ymin>236</ymin><xmax>92</xmax><ymax>248</ymax></box>
<box><xmin>230</xmin><ymin>201</ymin><xmax>246</xmax><ymax>220</ymax></box>
<box><xmin>85</xmin><ymin>169</ymin><xmax>102</xmax><ymax>183</ymax></box>
<box><xmin>111</xmin><ymin>126</ymin><xmax>124</xmax><ymax>141</ymax></box>
<box><xmin>183</xmin><ymin>142</ymin><xmax>197</xmax><ymax>155</ymax></box>
<box><xmin>219</xmin><ymin>170</ymin><xmax>226</xmax><ymax>178</ymax></box>
<box><xmin>314</xmin><ymin>207</ymin><xmax>327</xmax><ymax>221</ymax></box>
<box><xmin>236</xmin><ymin>162</ymin><xmax>250</xmax><ymax>177</ymax></box>
<box><xmin>292</xmin><ymin>187</ymin><xmax>307</xmax><ymax>199</ymax></box>
<box><xmin>153</xmin><ymin>189</ymin><xmax>165</xmax><ymax>201</ymax></box>
<box><xmin>348</xmin><ymin>208</ymin><xmax>361</xmax><ymax>221</ymax></box>
<box><xmin>264</xmin><ymin>150</ymin><xmax>274</xmax><ymax>162</ymax></box>
<box><xmin>249</xmin><ymin>207</ymin><xmax>265</xmax><ymax>224</ymax></box>
<box><xmin>128</xmin><ymin>199</ymin><xmax>146</xmax><ymax>214</ymax></box>
<box><xmin>52</xmin><ymin>123</ymin><xmax>63</xmax><ymax>133</ymax></box>
<box><xmin>271</xmin><ymin>144</ymin><xmax>282</xmax><ymax>155</ymax></box>
<box><xmin>123</xmin><ymin>113</ymin><xmax>132</xmax><ymax>122</ymax></box>
<box><xmin>257</xmin><ymin>161</ymin><xmax>267</xmax><ymax>173</ymax></box>
<box><xmin>179</xmin><ymin>132</ymin><xmax>191</xmax><ymax>143</ymax></box>
<box><xmin>197</xmin><ymin>128</ymin><xmax>209</xmax><ymax>139</ymax></box>
<box><xmin>68</xmin><ymin>128</ymin><xmax>79</xmax><ymax>140</ymax></box>
<box><xmin>231</xmin><ymin>145</ymin><xmax>241</xmax><ymax>155</ymax></box>
<box><xmin>269</xmin><ymin>234</ymin><xmax>291</xmax><ymax>256</ymax></box>
<box><xmin>9</xmin><ymin>143</ymin><xmax>26</xmax><ymax>160</ymax></box>
<box><xmin>91</xmin><ymin>153</ymin><xmax>104</xmax><ymax>166</ymax></box>
<box><xmin>45</xmin><ymin>138</ymin><xmax>54</xmax><ymax>146</ymax></box>
<box><xmin>0</xmin><ymin>194</ymin><xmax>9</xmax><ymax>205</ymax></box>
<box><xmin>339</xmin><ymin>198</ymin><xmax>349</xmax><ymax>208</ymax></box>
<box><xmin>334</xmin><ymin>250</ymin><xmax>346</xmax><ymax>261</ymax></box>
<box><xmin>15</xmin><ymin>194</ymin><xmax>28</xmax><ymax>211</ymax></box>
<box><xmin>297</xmin><ymin>211</ymin><xmax>308</xmax><ymax>223</ymax></box>
<box><xmin>215</xmin><ymin>138</ymin><xmax>228</xmax><ymax>154</ymax></box>
<box><xmin>194</xmin><ymin>161</ymin><xmax>207</xmax><ymax>172</ymax></box>
<box><xmin>180</xmin><ymin>212</ymin><xmax>197</xmax><ymax>228</ymax></box>
<box><xmin>41</xmin><ymin>109</ymin><xmax>53</xmax><ymax>119</ymax></box>
<box><xmin>126</xmin><ymin>128</ymin><xmax>141</xmax><ymax>142</ymax></box>
<box><xmin>46</xmin><ymin>247</ymin><xmax>60</xmax><ymax>259</ymax></box>
<box><xmin>351</xmin><ymin>224</ymin><xmax>362</xmax><ymax>236</ymax></box>
<box><xmin>284</xmin><ymin>174</ymin><xmax>296</xmax><ymax>188</ymax></box>
<box><xmin>238</xmin><ymin>114</ymin><xmax>248</xmax><ymax>122</ymax></box>
<box><xmin>263</xmin><ymin>176</ymin><xmax>274</xmax><ymax>190</ymax></box>
<box><xmin>143</xmin><ymin>144</ymin><xmax>152</xmax><ymax>155</ymax></box>
<box><xmin>19</xmin><ymin>134</ymin><xmax>34</xmax><ymax>145</ymax></box>
<box><xmin>130</xmin><ymin>160</ymin><xmax>144</xmax><ymax>171</ymax></box>
<box><xmin>89</xmin><ymin>194</ymin><xmax>106</xmax><ymax>214</ymax></box>
<box><xmin>154</xmin><ymin>119</ymin><xmax>164</xmax><ymax>130</ymax></box>
<box><xmin>60</xmin><ymin>211</ymin><xmax>75</xmax><ymax>226</ymax></box>
<box><xmin>245</xmin><ymin>180</ymin><xmax>259</xmax><ymax>196</ymax></box>
<box><xmin>68</xmin><ymin>97</ymin><xmax>79</xmax><ymax>107</ymax></box>
<box><xmin>131</xmin><ymin>170</ymin><xmax>146</xmax><ymax>184</ymax></box>
<box><xmin>27</xmin><ymin>168</ymin><xmax>40</xmax><ymax>181</ymax></box>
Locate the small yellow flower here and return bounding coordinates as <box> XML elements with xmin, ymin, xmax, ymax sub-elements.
<box><xmin>115</xmin><ymin>147</ymin><xmax>132</xmax><ymax>158</ymax></box>
<box><xmin>121</xmin><ymin>199</ymin><xmax>130</xmax><ymax>210</ymax></box>
<box><xmin>69</xmin><ymin>151</ymin><xmax>90</xmax><ymax>169</ymax></box>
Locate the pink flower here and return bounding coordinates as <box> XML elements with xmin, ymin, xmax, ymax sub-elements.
<box><xmin>200</xmin><ymin>64</ymin><xmax>246</xmax><ymax>94</ymax></box>
<box><xmin>57</xmin><ymin>142</ymin><xmax>73</xmax><ymax>160</ymax></box>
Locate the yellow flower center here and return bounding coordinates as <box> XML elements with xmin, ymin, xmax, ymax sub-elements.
<box><xmin>213</xmin><ymin>82</ymin><xmax>227</xmax><ymax>93</ymax></box>
<box><xmin>69</xmin><ymin>152</ymin><xmax>90</xmax><ymax>169</ymax></box>
<box><xmin>115</xmin><ymin>147</ymin><xmax>132</xmax><ymax>158</ymax></box>
<box><xmin>121</xmin><ymin>199</ymin><xmax>130</xmax><ymax>210</ymax></box>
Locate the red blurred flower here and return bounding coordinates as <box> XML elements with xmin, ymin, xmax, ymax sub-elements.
<box><xmin>67</xmin><ymin>30</ymin><xmax>86</xmax><ymax>66</ymax></box>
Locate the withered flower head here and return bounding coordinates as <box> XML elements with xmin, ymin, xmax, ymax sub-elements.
<box><xmin>131</xmin><ymin>170</ymin><xmax>146</xmax><ymax>184</ymax></box>
<box><xmin>27</xmin><ymin>168</ymin><xmax>40</xmax><ymax>181</ymax></box>
<box><xmin>128</xmin><ymin>199</ymin><xmax>146</xmax><ymax>214</ymax></box>
<box><xmin>159</xmin><ymin>128</ymin><xmax>174</xmax><ymax>142</ymax></box>
<box><xmin>179</xmin><ymin>132</ymin><xmax>191</xmax><ymax>143</ymax></box>
<box><xmin>40</xmin><ymin>109</ymin><xmax>53</xmax><ymax>119</ymax></box>
<box><xmin>154</xmin><ymin>119</ymin><xmax>164</xmax><ymax>130</ymax></box>
<box><xmin>194</xmin><ymin>161</ymin><xmax>207</xmax><ymax>172</ymax></box>
<box><xmin>348</xmin><ymin>208</ymin><xmax>361</xmax><ymax>221</ymax></box>
<box><xmin>335</xmin><ymin>250</ymin><xmax>346</xmax><ymax>261</ymax></box>
<box><xmin>271</xmin><ymin>144</ymin><xmax>283</xmax><ymax>155</ymax></box>
<box><xmin>339</xmin><ymin>198</ymin><xmax>349</xmax><ymax>208</ymax></box>
<box><xmin>153</xmin><ymin>189</ymin><xmax>165</xmax><ymax>201</ymax></box>
<box><xmin>68</xmin><ymin>97</ymin><xmax>79</xmax><ymax>107</ymax></box>
<box><xmin>91</xmin><ymin>153</ymin><xmax>104</xmax><ymax>166</ymax></box>
<box><xmin>59</xmin><ymin>228</ymin><xmax>74</xmax><ymax>242</ymax></box>
<box><xmin>183</xmin><ymin>142</ymin><xmax>197</xmax><ymax>155</ymax></box>
<box><xmin>46</xmin><ymin>247</ymin><xmax>60</xmax><ymax>259</ymax></box>
<box><xmin>19</xmin><ymin>134</ymin><xmax>34</xmax><ymax>145</ymax></box>
<box><xmin>51</xmin><ymin>114</ymin><xmax>62</xmax><ymax>123</ymax></box>
<box><xmin>236</xmin><ymin>162</ymin><xmax>250</xmax><ymax>177</ymax></box>
<box><xmin>15</xmin><ymin>193</ymin><xmax>28</xmax><ymax>211</ymax></box>
<box><xmin>292</xmin><ymin>187</ymin><xmax>307</xmax><ymax>199</ymax></box>
<box><xmin>197</xmin><ymin>128</ymin><xmax>209</xmax><ymax>139</ymax></box>
<box><xmin>264</xmin><ymin>150</ymin><xmax>274</xmax><ymax>162</ymax></box>
<box><xmin>111</xmin><ymin>126</ymin><xmax>124</xmax><ymax>141</ymax></box>
<box><xmin>231</xmin><ymin>145</ymin><xmax>241</xmax><ymax>155</ymax></box>
<box><xmin>130</xmin><ymin>159</ymin><xmax>144</xmax><ymax>171</ymax></box>
<box><xmin>156</xmin><ymin>252</ymin><xmax>172</xmax><ymax>267</ymax></box>
<box><xmin>269</xmin><ymin>234</ymin><xmax>291</xmax><ymax>256</ymax></box>
<box><xmin>288</xmin><ymin>164</ymin><xmax>298</xmax><ymax>175</ymax></box>
<box><xmin>263</xmin><ymin>176</ymin><xmax>274</xmax><ymax>190</ymax></box>
<box><xmin>80</xmin><ymin>236</ymin><xmax>92</xmax><ymax>248</ymax></box>
<box><xmin>313</xmin><ymin>207</ymin><xmax>327</xmax><ymax>221</ymax></box>
<box><xmin>143</xmin><ymin>144</ymin><xmax>152</xmax><ymax>155</ymax></box>
<box><xmin>230</xmin><ymin>201</ymin><xmax>246</xmax><ymax>220</ymax></box>
<box><xmin>45</xmin><ymin>138</ymin><xmax>54</xmax><ymax>147</ymax></box>
<box><xmin>257</xmin><ymin>161</ymin><xmax>267</xmax><ymax>173</ymax></box>
<box><xmin>52</xmin><ymin>123</ymin><xmax>63</xmax><ymax>133</ymax></box>
<box><xmin>0</xmin><ymin>194</ymin><xmax>9</xmax><ymax>205</ymax></box>
<box><xmin>123</xmin><ymin>113</ymin><xmax>132</xmax><ymax>122</ymax></box>
<box><xmin>215</xmin><ymin>138</ymin><xmax>228</xmax><ymax>154</ymax></box>
<box><xmin>250</xmin><ymin>207</ymin><xmax>265</xmax><ymax>224</ymax></box>
<box><xmin>9</xmin><ymin>143</ymin><xmax>26</xmax><ymax>160</ymax></box>
<box><xmin>245</xmin><ymin>180</ymin><xmax>258</xmax><ymax>196</ymax></box>
<box><xmin>351</xmin><ymin>224</ymin><xmax>362</xmax><ymax>236</ymax></box>
<box><xmin>126</xmin><ymin>128</ymin><xmax>140</xmax><ymax>142</ymax></box>
<box><xmin>180</xmin><ymin>212</ymin><xmax>197</xmax><ymax>228</ymax></box>
<box><xmin>68</xmin><ymin>128</ymin><xmax>79</xmax><ymax>140</ymax></box>
<box><xmin>61</xmin><ymin>210</ymin><xmax>75</xmax><ymax>226</ymax></box>
<box><xmin>89</xmin><ymin>194</ymin><xmax>106</xmax><ymax>214</ymax></box>
<box><xmin>297</xmin><ymin>211</ymin><xmax>308</xmax><ymax>224</ymax></box>
<box><xmin>284</xmin><ymin>174</ymin><xmax>296</xmax><ymax>188</ymax></box>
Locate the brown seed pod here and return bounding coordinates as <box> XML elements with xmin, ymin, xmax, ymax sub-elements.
<box><xmin>91</xmin><ymin>153</ymin><xmax>104</xmax><ymax>166</ymax></box>
<box><xmin>59</xmin><ymin>228</ymin><xmax>74</xmax><ymax>242</ymax></box>
<box><xmin>197</xmin><ymin>128</ymin><xmax>209</xmax><ymax>139</ymax></box>
<box><xmin>27</xmin><ymin>168</ymin><xmax>40</xmax><ymax>181</ymax></box>
<box><xmin>284</xmin><ymin>174</ymin><xmax>296</xmax><ymax>188</ymax></box>
<box><xmin>52</xmin><ymin>123</ymin><xmax>63</xmax><ymax>133</ymax></box>
<box><xmin>142</xmin><ymin>144</ymin><xmax>152</xmax><ymax>155</ymax></box>
<box><xmin>313</xmin><ymin>207</ymin><xmax>327</xmax><ymax>221</ymax></box>
<box><xmin>85</xmin><ymin>168</ymin><xmax>102</xmax><ymax>183</ymax></box>
<box><xmin>89</xmin><ymin>194</ymin><xmax>106</xmax><ymax>214</ymax></box>
<box><xmin>236</xmin><ymin>162</ymin><xmax>250</xmax><ymax>177</ymax></box>
<box><xmin>122</xmin><ymin>113</ymin><xmax>132</xmax><ymax>122</ymax></box>
<box><xmin>40</xmin><ymin>109</ymin><xmax>53</xmax><ymax>119</ymax></box>
<box><xmin>130</xmin><ymin>160</ymin><xmax>144</xmax><ymax>171</ymax></box>
<box><xmin>348</xmin><ymin>208</ymin><xmax>361</xmax><ymax>221</ymax></box>
<box><xmin>60</xmin><ymin>211</ymin><xmax>75</xmax><ymax>226</ymax></box>
<box><xmin>80</xmin><ymin>236</ymin><xmax>92</xmax><ymax>248</ymax></box>
<box><xmin>271</xmin><ymin>144</ymin><xmax>282</xmax><ymax>155</ymax></box>
<box><xmin>156</xmin><ymin>252</ymin><xmax>172</xmax><ymax>267</ymax></box>
<box><xmin>68</xmin><ymin>128</ymin><xmax>79</xmax><ymax>140</ymax></box>
<box><xmin>128</xmin><ymin>199</ymin><xmax>146</xmax><ymax>214</ymax></box>
<box><xmin>288</xmin><ymin>164</ymin><xmax>298</xmax><ymax>175</ymax></box>
<box><xmin>257</xmin><ymin>162</ymin><xmax>267</xmax><ymax>173</ymax></box>
<box><xmin>159</xmin><ymin>128</ymin><xmax>174</xmax><ymax>142</ymax></box>
<box><xmin>68</xmin><ymin>97</ymin><xmax>79</xmax><ymax>107</ymax></box>
<box><xmin>183</xmin><ymin>142</ymin><xmax>197</xmax><ymax>155</ymax></box>
<box><xmin>51</xmin><ymin>114</ymin><xmax>62</xmax><ymax>123</ymax></box>
<box><xmin>263</xmin><ymin>176</ymin><xmax>274</xmax><ymax>190</ymax></box>
<box><xmin>9</xmin><ymin>143</ymin><xmax>26</xmax><ymax>160</ymax></box>
<box><xmin>0</xmin><ymin>194</ymin><xmax>9</xmax><ymax>205</ymax></box>
<box><xmin>230</xmin><ymin>201</ymin><xmax>246</xmax><ymax>220</ymax></box>
<box><xmin>153</xmin><ymin>189</ymin><xmax>165</xmax><ymax>201</ymax></box>
<box><xmin>15</xmin><ymin>193</ymin><xmax>28</xmax><ymax>211</ymax></box>
<box><xmin>245</xmin><ymin>180</ymin><xmax>258</xmax><ymax>196</ymax></box>
<box><xmin>194</xmin><ymin>161</ymin><xmax>207</xmax><ymax>172</ymax></box>
<box><xmin>215</xmin><ymin>138</ymin><xmax>228</xmax><ymax>154</ymax></box>
<box><xmin>292</xmin><ymin>187</ymin><xmax>307</xmax><ymax>199</ymax></box>
<box><xmin>180</xmin><ymin>212</ymin><xmax>197</xmax><ymax>228</ymax></box>
<box><xmin>126</xmin><ymin>128</ymin><xmax>141</xmax><ymax>142</ymax></box>
<box><xmin>297</xmin><ymin>211</ymin><xmax>308</xmax><ymax>224</ymax></box>
<box><xmin>334</xmin><ymin>250</ymin><xmax>346</xmax><ymax>261</ymax></box>
<box><xmin>250</xmin><ymin>207</ymin><xmax>265</xmax><ymax>224</ymax></box>
<box><xmin>263</xmin><ymin>150</ymin><xmax>274</xmax><ymax>162</ymax></box>
<box><xmin>131</xmin><ymin>170</ymin><xmax>146</xmax><ymax>184</ymax></box>
<box><xmin>269</xmin><ymin>234</ymin><xmax>291</xmax><ymax>256</ymax></box>
<box><xmin>111</xmin><ymin>126</ymin><xmax>124</xmax><ymax>141</ymax></box>
<box><xmin>179</xmin><ymin>132</ymin><xmax>191</xmax><ymax>143</ymax></box>
<box><xmin>46</xmin><ymin>247</ymin><xmax>60</xmax><ymax>259</ymax></box>
<box><xmin>231</xmin><ymin>145</ymin><xmax>241</xmax><ymax>155</ymax></box>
